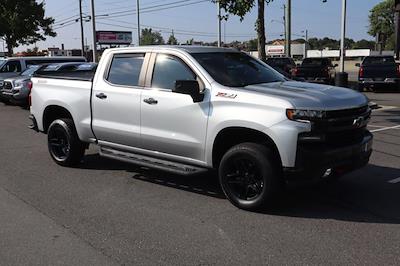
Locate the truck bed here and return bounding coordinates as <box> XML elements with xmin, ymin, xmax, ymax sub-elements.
<box><xmin>30</xmin><ymin>76</ymin><xmax>94</xmax><ymax>142</ymax></box>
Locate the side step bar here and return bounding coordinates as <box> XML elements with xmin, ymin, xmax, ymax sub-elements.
<box><xmin>99</xmin><ymin>146</ymin><xmax>208</xmax><ymax>176</ymax></box>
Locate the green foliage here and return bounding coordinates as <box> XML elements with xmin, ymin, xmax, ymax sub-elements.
<box><xmin>368</xmin><ymin>0</ymin><xmax>395</xmax><ymax>49</ymax></box>
<box><xmin>167</xmin><ymin>33</ymin><xmax>178</xmax><ymax>45</ymax></box>
<box><xmin>352</xmin><ymin>39</ymin><xmax>376</xmax><ymax>50</ymax></box>
<box><xmin>308</xmin><ymin>37</ymin><xmax>376</xmax><ymax>50</ymax></box>
<box><xmin>140</xmin><ymin>28</ymin><xmax>165</xmax><ymax>45</ymax></box>
<box><xmin>0</xmin><ymin>0</ymin><xmax>56</xmax><ymax>56</ymax></box>
<box><xmin>212</xmin><ymin>0</ymin><xmax>274</xmax><ymax>60</ymax></box>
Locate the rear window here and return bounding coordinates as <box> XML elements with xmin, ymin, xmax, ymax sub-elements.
<box><xmin>107</xmin><ymin>53</ymin><xmax>144</xmax><ymax>87</ymax></box>
<box><xmin>266</xmin><ymin>58</ymin><xmax>291</xmax><ymax>65</ymax></box>
<box><xmin>302</xmin><ymin>58</ymin><xmax>330</xmax><ymax>66</ymax></box>
<box><xmin>363</xmin><ymin>57</ymin><xmax>395</xmax><ymax>65</ymax></box>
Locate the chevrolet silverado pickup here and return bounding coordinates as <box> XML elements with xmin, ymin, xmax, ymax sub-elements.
<box><xmin>292</xmin><ymin>58</ymin><xmax>337</xmax><ymax>85</ymax></box>
<box><xmin>356</xmin><ymin>56</ymin><xmax>400</xmax><ymax>92</ymax></box>
<box><xmin>29</xmin><ymin>46</ymin><xmax>373</xmax><ymax>211</ymax></box>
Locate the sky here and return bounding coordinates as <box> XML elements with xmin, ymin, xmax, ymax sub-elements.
<box><xmin>10</xmin><ymin>0</ymin><xmax>384</xmax><ymax>52</ymax></box>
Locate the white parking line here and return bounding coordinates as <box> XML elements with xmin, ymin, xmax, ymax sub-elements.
<box><xmin>388</xmin><ymin>177</ymin><xmax>400</xmax><ymax>184</ymax></box>
<box><xmin>372</xmin><ymin>105</ymin><xmax>398</xmax><ymax>112</ymax></box>
<box><xmin>368</xmin><ymin>125</ymin><xmax>387</xmax><ymax>128</ymax></box>
<box><xmin>370</xmin><ymin>125</ymin><xmax>400</xmax><ymax>133</ymax></box>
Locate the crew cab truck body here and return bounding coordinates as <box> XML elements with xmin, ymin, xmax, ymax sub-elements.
<box><xmin>30</xmin><ymin>46</ymin><xmax>373</xmax><ymax>211</ymax></box>
<box><xmin>356</xmin><ymin>56</ymin><xmax>400</xmax><ymax>92</ymax></box>
<box><xmin>292</xmin><ymin>58</ymin><xmax>337</xmax><ymax>85</ymax></box>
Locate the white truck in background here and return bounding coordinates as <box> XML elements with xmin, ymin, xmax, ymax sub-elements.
<box><xmin>29</xmin><ymin>46</ymin><xmax>373</xmax><ymax>211</ymax></box>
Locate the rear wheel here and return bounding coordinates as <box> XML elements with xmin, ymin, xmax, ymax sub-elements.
<box><xmin>47</xmin><ymin>118</ymin><xmax>86</xmax><ymax>167</ymax></box>
<box><xmin>218</xmin><ymin>143</ymin><xmax>282</xmax><ymax>211</ymax></box>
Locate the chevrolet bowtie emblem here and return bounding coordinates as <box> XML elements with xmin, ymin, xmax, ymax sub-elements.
<box><xmin>353</xmin><ymin>116</ymin><xmax>364</xmax><ymax>128</ymax></box>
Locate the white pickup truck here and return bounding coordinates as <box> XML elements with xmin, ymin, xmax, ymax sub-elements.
<box><xmin>30</xmin><ymin>46</ymin><xmax>373</xmax><ymax>210</ymax></box>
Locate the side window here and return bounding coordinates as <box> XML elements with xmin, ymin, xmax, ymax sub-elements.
<box><xmin>107</xmin><ymin>53</ymin><xmax>144</xmax><ymax>86</ymax></box>
<box><xmin>152</xmin><ymin>54</ymin><xmax>196</xmax><ymax>90</ymax></box>
<box><xmin>1</xmin><ymin>61</ymin><xmax>22</xmax><ymax>72</ymax></box>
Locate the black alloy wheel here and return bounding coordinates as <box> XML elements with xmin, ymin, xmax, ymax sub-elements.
<box><xmin>219</xmin><ymin>142</ymin><xmax>281</xmax><ymax>211</ymax></box>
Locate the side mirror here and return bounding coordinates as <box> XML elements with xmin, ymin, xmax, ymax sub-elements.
<box><xmin>333</xmin><ymin>63</ymin><xmax>339</xmax><ymax>67</ymax></box>
<box><xmin>173</xmin><ymin>80</ymin><xmax>204</xmax><ymax>103</ymax></box>
<box><xmin>355</xmin><ymin>63</ymin><xmax>360</xmax><ymax>67</ymax></box>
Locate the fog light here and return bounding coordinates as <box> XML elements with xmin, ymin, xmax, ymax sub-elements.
<box><xmin>323</xmin><ymin>168</ymin><xmax>332</xmax><ymax>178</ymax></box>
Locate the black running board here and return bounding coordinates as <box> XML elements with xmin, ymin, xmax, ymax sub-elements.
<box><xmin>99</xmin><ymin>146</ymin><xmax>208</xmax><ymax>175</ymax></box>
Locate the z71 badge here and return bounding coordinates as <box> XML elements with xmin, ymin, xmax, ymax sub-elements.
<box><xmin>216</xmin><ymin>92</ymin><xmax>237</xmax><ymax>99</ymax></box>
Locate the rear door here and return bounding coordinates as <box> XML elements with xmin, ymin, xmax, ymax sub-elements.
<box><xmin>91</xmin><ymin>52</ymin><xmax>148</xmax><ymax>147</ymax></box>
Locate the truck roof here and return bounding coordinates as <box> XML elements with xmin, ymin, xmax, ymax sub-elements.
<box><xmin>106</xmin><ymin>45</ymin><xmax>239</xmax><ymax>54</ymax></box>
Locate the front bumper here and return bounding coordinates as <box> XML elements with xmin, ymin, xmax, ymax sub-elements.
<box><xmin>284</xmin><ymin>131</ymin><xmax>373</xmax><ymax>181</ymax></box>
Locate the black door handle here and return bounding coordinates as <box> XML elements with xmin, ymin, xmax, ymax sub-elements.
<box><xmin>143</xmin><ymin>97</ymin><xmax>158</xmax><ymax>105</ymax></box>
<box><xmin>96</xmin><ymin>93</ymin><xmax>107</xmax><ymax>99</ymax></box>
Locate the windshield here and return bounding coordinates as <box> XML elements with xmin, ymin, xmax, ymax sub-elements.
<box><xmin>20</xmin><ymin>65</ymin><xmax>41</xmax><ymax>76</ymax></box>
<box><xmin>191</xmin><ymin>52</ymin><xmax>284</xmax><ymax>87</ymax></box>
<box><xmin>0</xmin><ymin>59</ymin><xmax>5</xmax><ymax>68</ymax></box>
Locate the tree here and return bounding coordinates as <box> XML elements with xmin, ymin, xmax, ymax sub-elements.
<box><xmin>140</xmin><ymin>28</ymin><xmax>165</xmax><ymax>45</ymax></box>
<box><xmin>215</xmin><ymin>0</ymin><xmax>273</xmax><ymax>61</ymax></box>
<box><xmin>368</xmin><ymin>0</ymin><xmax>395</xmax><ymax>49</ymax></box>
<box><xmin>0</xmin><ymin>0</ymin><xmax>56</xmax><ymax>56</ymax></box>
<box><xmin>167</xmin><ymin>32</ymin><xmax>178</xmax><ymax>45</ymax></box>
<box><xmin>353</xmin><ymin>39</ymin><xmax>376</xmax><ymax>50</ymax></box>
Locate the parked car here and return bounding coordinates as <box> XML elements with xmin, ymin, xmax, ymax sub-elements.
<box><xmin>0</xmin><ymin>56</ymin><xmax>86</xmax><ymax>81</ymax></box>
<box><xmin>356</xmin><ymin>56</ymin><xmax>400</xmax><ymax>92</ymax></box>
<box><xmin>265</xmin><ymin>57</ymin><xmax>296</xmax><ymax>77</ymax></box>
<box><xmin>30</xmin><ymin>46</ymin><xmax>372</xmax><ymax>211</ymax></box>
<box><xmin>292</xmin><ymin>58</ymin><xmax>337</xmax><ymax>84</ymax></box>
<box><xmin>1</xmin><ymin>62</ymin><xmax>96</xmax><ymax>107</ymax></box>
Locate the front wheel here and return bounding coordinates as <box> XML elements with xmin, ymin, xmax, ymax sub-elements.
<box><xmin>218</xmin><ymin>143</ymin><xmax>282</xmax><ymax>211</ymax></box>
<box><xmin>47</xmin><ymin>118</ymin><xmax>86</xmax><ymax>167</ymax></box>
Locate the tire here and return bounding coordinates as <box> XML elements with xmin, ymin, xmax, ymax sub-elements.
<box><xmin>357</xmin><ymin>84</ymin><xmax>364</xmax><ymax>92</ymax></box>
<box><xmin>218</xmin><ymin>142</ymin><xmax>282</xmax><ymax>211</ymax></box>
<box><xmin>47</xmin><ymin>118</ymin><xmax>86</xmax><ymax>167</ymax></box>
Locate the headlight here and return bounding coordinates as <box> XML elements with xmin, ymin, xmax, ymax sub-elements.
<box><xmin>286</xmin><ymin>109</ymin><xmax>326</xmax><ymax>122</ymax></box>
<box><xmin>14</xmin><ymin>81</ymin><xmax>24</xmax><ymax>87</ymax></box>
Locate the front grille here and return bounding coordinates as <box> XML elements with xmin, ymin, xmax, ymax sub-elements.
<box><xmin>300</xmin><ymin>105</ymin><xmax>371</xmax><ymax>147</ymax></box>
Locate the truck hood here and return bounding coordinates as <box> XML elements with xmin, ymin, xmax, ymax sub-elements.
<box><xmin>243</xmin><ymin>81</ymin><xmax>368</xmax><ymax>110</ymax></box>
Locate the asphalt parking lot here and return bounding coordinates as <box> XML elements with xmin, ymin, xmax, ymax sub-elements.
<box><xmin>0</xmin><ymin>92</ymin><xmax>400</xmax><ymax>265</ymax></box>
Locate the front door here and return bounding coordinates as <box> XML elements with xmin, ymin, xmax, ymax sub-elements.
<box><xmin>140</xmin><ymin>53</ymin><xmax>209</xmax><ymax>162</ymax></box>
<box><xmin>92</xmin><ymin>52</ymin><xmax>147</xmax><ymax>147</ymax></box>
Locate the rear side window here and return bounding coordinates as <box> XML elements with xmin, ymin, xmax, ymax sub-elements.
<box><xmin>152</xmin><ymin>54</ymin><xmax>196</xmax><ymax>90</ymax></box>
<box><xmin>107</xmin><ymin>53</ymin><xmax>144</xmax><ymax>86</ymax></box>
<box><xmin>0</xmin><ymin>61</ymin><xmax>21</xmax><ymax>72</ymax></box>
<box><xmin>363</xmin><ymin>56</ymin><xmax>395</xmax><ymax>65</ymax></box>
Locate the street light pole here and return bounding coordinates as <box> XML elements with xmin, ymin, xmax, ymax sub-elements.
<box><xmin>137</xmin><ymin>0</ymin><xmax>141</xmax><ymax>46</ymax></box>
<box><xmin>79</xmin><ymin>0</ymin><xmax>85</xmax><ymax>57</ymax></box>
<box><xmin>339</xmin><ymin>0</ymin><xmax>347</xmax><ymax>73</ymax></box>
<box><xmin>217</xmin><ymin>1</ymin><xmax>221</xmax><ymax>47</ymax></box>
<box><xmin>90</xmin><ymin>0</ymin><xmax>97</xmax><ymax>62</ymax></box>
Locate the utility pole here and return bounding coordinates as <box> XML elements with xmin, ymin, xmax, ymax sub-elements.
<box><xmin>395</xmin><ymin>0</ymin><xmax>400</xmax><ymax>59</ymax></box>
<box><xmin>79</xmin><ymin>0</ymin><xmax>85</xmax><ymax>57</ymax></box>
<box><xmin>90</xmin><ymin>0</ymin><xmax>97</xmax><ymax>62</ymax></box>
<box><xmin>217</xmin><ymin>1</ymin><xmax>221</xmax><ymax>47</ymax></box>
<box><xmin>285</xmin><ymin>0</ymin><xmax>291</xmax><ymax>57</ymax></box>
<box><xmin>303</xmin><ymin>29</ymin><xmax>308</xmax><ymax>58</ymax></box>
<box><xmin>137</xmin><ymin>0</ymin><xmax>141</xmax><ymax>46</ymax></box>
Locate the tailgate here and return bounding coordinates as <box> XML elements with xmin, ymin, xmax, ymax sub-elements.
<box><xmin>363</xmin><ymin>65</ymin><xmax>398</xmax><ymax>79</ymax></box>
<box><xmin>297</xmin><ymin>66</ymin><xmax>326</xmax><ymax>78</ymax></box>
